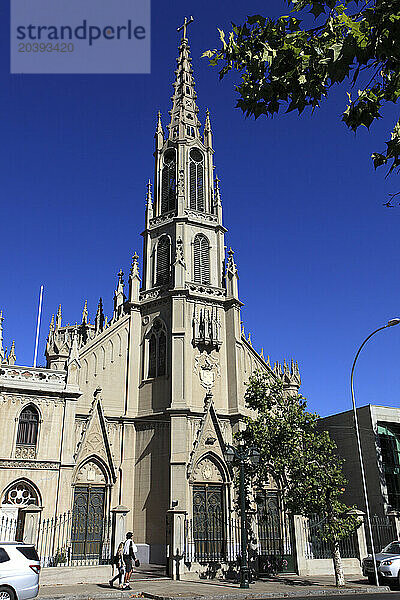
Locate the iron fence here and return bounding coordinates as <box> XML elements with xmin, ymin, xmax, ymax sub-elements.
<box><xmin>366</xmin><ymin>515</ymin><xmax>397</xmax><ymax>554</ymax></box>
<box><xmin>0</xmin><ymin>515</ymin><xmax>17</xmax><ymax>542</ymax></box>
<box><xmin>185</xmin><ymin>515</ymin><xmax>241</xmax><ymax>563</ymax></box>
<box><xmin>37</xmin><ymin>511</ymin><xmax>112</xmax><ymax>567</ymax></box>
<box><xmin>304</xmin><ymin>515</ymin><xmax>359</xmax><ymax>559</ymax></box>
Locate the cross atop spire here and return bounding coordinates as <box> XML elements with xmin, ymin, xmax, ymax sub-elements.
<box><xmin>168</xmin><ymin>18</ymin><xmax>200</xmax><ymax>141</ymax></box>
<box><xmin>177</xmin><ymin>16</ymin><xmax>194</xmax><ymax>40</ymax></box>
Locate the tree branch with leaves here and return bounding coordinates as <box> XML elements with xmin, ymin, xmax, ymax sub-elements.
<box><xmin>204</xmin><ymin>1</ymin><xmax>400</xmax><ymax>193</ymax></box>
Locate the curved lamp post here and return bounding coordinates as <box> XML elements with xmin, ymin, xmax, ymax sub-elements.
<box><xmin>351</xmin><ymin>318</ymin><xmax>400</xmax><ymax>587</ymax></box>
<box><xmin>224</xmin><ymin>444</ymin><xmax>261</xmax><ymax>588</ymax></box>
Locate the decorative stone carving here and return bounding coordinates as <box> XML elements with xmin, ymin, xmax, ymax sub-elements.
<box><xmin>178</xmin><ymin>169</ymin><xmax>185</xmax><ymax>195</ymax></box>
<box><xmin>192</xmin><ymin>305</ymin><xmax>222</xmax><ymax>349</ymax></box>
<box><xmin>174</xmin><ymin>237</ymin><xmax>186</xmax><ymax>268</ymax></box>
<box><xmin>184</xmin><ymin>209</ymin><xmax>218</xmax><ymax>224</ymax></box>
<box><xmin>2</xmin><ymin>481</ymin><xmax>39</xmax><ymax>505</ymax></box>
<box><xmin>186</xmin><ymin>282</ymin><xmax>226</xmax><ymax>298</ymax></box>
<box><xmin>0</xmin><ymin>366</ymin><xmax>66</xmax><ymax>386</ymax></box>
<box><xmin>75</xmin><ymin>461</ymin><xmax>106</xmax><ymax>484</ymax></box>
<box><xmin>192</xmin><ymin>457</ymin><xmax>223</xmax><ymax>483</ymax></box>
<box><xmin>149</xmin><ymin>211</ymin><xmax>177</xmax><ymax>228</ymax></box>
<box><xmin>194</xmin><ymin>352</ymin><xmax>221</xmax><ymax>391</ymax></box>
<box><xmin>15</xmin><ymin>445</ymin><xmax>36</xmax><ymax>459</ymax></box>
<box><xmin>0</xmin><ymin>460</ymin><xmax>58</xmax><ymax>470</ymax></box>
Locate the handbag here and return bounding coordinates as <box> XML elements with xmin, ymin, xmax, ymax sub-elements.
<box><xmin>134</xmin><ymin>558</ymin><xmax>140</xmax><ymax>567</ymax></box>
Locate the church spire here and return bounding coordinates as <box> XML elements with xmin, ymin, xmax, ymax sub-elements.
<box><xmin>56</xmin><ymin>304</ymin><xmax>62</xmax><ymax>329</ymax></box>
<box><xmin>168</xmin><ymin>17</ymin><xmax>200</xmax><ymax>141</ymax></box>
<box><xmin>204</xmin><ymin>109</ymin><xmax>213</xmax><ymax>148</ymax></box>
<box><xmin>155</xmin><ymin>111</ymin><xmax>164</xmax><ymax>150</ymax></box>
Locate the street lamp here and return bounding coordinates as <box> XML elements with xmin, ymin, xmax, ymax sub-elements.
<box><xmin>351</xmin><ymin>318</ymin><xmax>400</xmax><ymax>587</ymax></box>
<box><xmin>224</xmin><ymin>443</ymin><xmax>261</xmax><ymax>588</ymax></box>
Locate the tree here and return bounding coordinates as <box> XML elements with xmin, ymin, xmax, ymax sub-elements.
<box><xmin>204</xmin><ymin>1</ymin><xmax>400</xmax><ymax>200</ymax></box>
<box><xmin>238</xmin><ymin>372</ymin><xmax>359</xmax><ymax>586</ymax></box>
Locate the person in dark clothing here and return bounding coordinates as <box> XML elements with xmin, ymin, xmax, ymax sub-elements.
<box><xmin>109</xmin><ymin>542</ymin><xmax>125</xmax><ymax>588</ymax></box>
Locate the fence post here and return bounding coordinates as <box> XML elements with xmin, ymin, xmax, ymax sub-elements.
<box><xmin>111</xmin><ymin>505</ymin><xmax>129</xmax><ymax>557</ymax></box>
<box><xmin>166</xmin><ymin>510</ymin><xmax>187</xmax><ymax>580</ymax></box>
<box><xmin>349</xmin><ymin>509</ymin><xmax>367</xmax><ymax>560</ymax></box>
<box><xmin>387</xmin><ymin>511</ymin><xmax>400</xmax><ymax>540</ymax></box>
<box><xmin>21</xmin><ymin>505</ymin><xmax>42</xmax><ymax>546</ymax></box>
<box><xmin>293</xmin><ymin>515</ymin><xmax>308</xmax><ymax>576</ymax></box>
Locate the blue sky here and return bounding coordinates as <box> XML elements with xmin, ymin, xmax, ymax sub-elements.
<box><xmin>1</xmin><ymin>0</ymin><xmax>399</xmax><ymax>417</ymax></box>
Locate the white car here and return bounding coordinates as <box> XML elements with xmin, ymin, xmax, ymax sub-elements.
<box><xmin>0</xmin><ymin>542</ymin><xmax>40</xmax><ymax>600</ymax></box>
<box><xmin>362</xmin><ymin>540</ymin><xmax>400</xmax><ymax>585</ymax></box>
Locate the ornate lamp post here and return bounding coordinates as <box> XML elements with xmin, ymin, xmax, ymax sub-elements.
<box><xmin>351</xmin><ymin>318</ymin><xmax>400</xmax><ymax>587</ymax></box>
<box><xmin>224</xmin><ymin>443</ymin><xmax>261</xmax><ymax>588</ymax></box>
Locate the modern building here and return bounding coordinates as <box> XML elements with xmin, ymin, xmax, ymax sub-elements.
<box><xmin>318</xmin><ymin>405</ymin><xmax>400</xmax><ymax>517</ymax></box>
<box><xmin>0</xmin><ymin>26</ymin><xmax>302</xmax><ymax>576</ymax></box>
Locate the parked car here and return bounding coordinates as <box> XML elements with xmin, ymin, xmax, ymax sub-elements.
<box><xmin>362</xmin><ymin>540</ymin><xmax>400</xmax><ymax>586</ymax></box>
<box><xmin>0</xmin><ymin>542</ymin><xmax>40</xmax><ymax>600</ymax></box>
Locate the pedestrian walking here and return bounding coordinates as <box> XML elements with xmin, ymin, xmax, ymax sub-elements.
<box><xmin>109</xmin><ymin>542</ymin><xmax>125</xmax><ymax>588</ymax></box>
<box><xmin>123</xmin><ymin>531</ymin><xmax>138</xmax><ymax>588</ymax></box>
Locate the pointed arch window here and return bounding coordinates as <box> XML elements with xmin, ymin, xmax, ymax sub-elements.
<box><xmin>193</xmin><ymin>234</ymin><xmax>210</xmax><ymax>285</ymax></box>
<box><xmin>147</xmin><ymin>319</ymin><xmax>167</xmax><ymax>379</ymax></box>
<box><xmin>156</xmin><ymin>236</ymin><xmax>171</xmax><ymax>286</ymax></box>
<box><xmin>16</xmin><ymin>405</ymin><xmax>39</xmax><ymax>447</ymax></box>
<box><xmin>189</xmin><ymin>149</ymin><xmax>204</xmax><ymax>211</ymax></box>
<box><xmin>161</xmin><ymin>149</ymin><xmax>176</xmax><ymax>213</ymax></box>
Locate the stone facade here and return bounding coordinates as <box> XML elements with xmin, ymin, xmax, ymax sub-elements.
<box><xmin>0</xmin><ymin>28</ymin><xmax>301</xmax><ymax>571</ymax></box>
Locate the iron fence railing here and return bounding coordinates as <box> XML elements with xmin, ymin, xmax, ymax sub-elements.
<box><xmin>37</xmin><ymin>511</ymin><xmax>112</xmax><ymax>567</ymax></box>
<box><xmin>366</xmin><ymin>515</ymin><xmax>397</xmax><ymax>554</ymax></box>
<box><xmin>304</xmin><ymin>515</ymin><xmax>359</xmax><ymax>560</ymax></box>
<box><xmin>0</xmin><ymin>515</ymin><xmax>17</xmax><ymax>542</ymax></box>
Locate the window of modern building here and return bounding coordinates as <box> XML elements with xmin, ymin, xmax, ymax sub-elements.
<box><xmin>189</xmin><ymin>148</ymin><xmax>204</xmax><ymax>211</ymax></box>
<box><xmin>161</xmin><ymin>149</ymin><xmax>176</xmax><ymax>213</ymax></box>
<box><xmin>378</xmin><ymin>423</ymin><xmax>400</xmax><ymax>510</ymax></box>
<box><xmin>193</xmin><ymin>234</ymin><xmax>210</xmax><ymax>285</ymax></box>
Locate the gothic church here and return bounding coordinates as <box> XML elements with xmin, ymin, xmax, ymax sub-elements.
<box><xmin>0</xmin><ymin>26</ymin><xmax>300</xmax><ymax>574</ymax></box>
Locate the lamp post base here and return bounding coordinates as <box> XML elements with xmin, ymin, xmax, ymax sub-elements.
<box><xmin>240</xmin><ymin>567</ymin><xmax>250</xmax><ymax>588</ymax></box>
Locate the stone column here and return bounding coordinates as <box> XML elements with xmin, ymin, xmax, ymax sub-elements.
<box><xmin>349</xmin><ymin>509</ymin><xmax>367</xmax><ymax>560</ymax></box>
<box><xmin>387</xmin><ymin>510</ymin><xmax>400</xmax><ymax>540</ymax></box>
<box><xmin>21</xmin><ymin>506</ymin><xmax>42</xmax><ymax>546</ymax></box>
<box><xmin>293</xmin><ymin>515</ymin><xmax>308</xmax><ymax>576</ymax></box>
<box><xmin>166</xmin><ymin>509</ymin><xmax>187</xmax><ymax>580</ymax></box>
<box><xmin>111</xmin><ymin>505</ymin><xmax>129</xmax><ymax>555</ymax></box>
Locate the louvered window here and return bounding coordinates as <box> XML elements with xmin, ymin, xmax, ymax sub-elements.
<box><xmin>156</xmin><ymin>236</ymin><xmax>171</xmax><ymax>286</ymax></box>
<box><xmin>148</xmin><ymin>335</ymin><xmax>157</xmax><ymax>379</ymax></box>
<box><xmin>189</xmin><ymin>149</ymin><xmax>204</xmax><ymax>211</ymax></box>
<box><xmin>193</xmin><ymin>234</ymin><xmax>210</xmax><ymax>285</ymax></box>
<box><xmin>16</xmin><ymin>406</ymin><xmax>39</xmax><ymax>446</ymax></box>
<box><xmin>161</xmin><ymin>150</ymin><xmax>176</xmax><ymax>213</ymax></box>
<box><xmin>147</xmin><ymin>319</ymin><xmax>167</xmax><ymax>379</ymax></box>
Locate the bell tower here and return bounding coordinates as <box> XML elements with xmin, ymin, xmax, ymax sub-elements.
<box><xmin>141</xmin><ymin>19</ymin><xmax>225</xmax><ymax>298</ymax></box>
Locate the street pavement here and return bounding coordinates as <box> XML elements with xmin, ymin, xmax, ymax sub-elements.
<box><xmin>37</xmin><ymin>570</ymin><xmax>395</xmax><ymax>600</ymax></box>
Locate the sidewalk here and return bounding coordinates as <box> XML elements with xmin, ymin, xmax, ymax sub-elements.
<box><xmin>38</xmin><ymin>569</ymin><xmax>392</xmax><ymax>600</ymax></box>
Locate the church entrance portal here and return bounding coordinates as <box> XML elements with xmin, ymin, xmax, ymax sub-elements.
<box><xmin>71</xmin><ymin>486</ymin><xmax>107</xmax><ymax>562</ymax></box>
<box><xmin>193</xmin><ymin>484</ymin><xmax>225</xmax><ymax>561</ymax></box>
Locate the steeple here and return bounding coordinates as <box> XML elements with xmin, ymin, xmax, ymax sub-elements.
<box><xmin>145</xmin><ymin>179</ymin><xmax>153</xmax><ymax>227</ymax></box>
<box><xmin>168</xmin><ymin>17</ymin><xmax>200</xmax><ymax>141</ymax></box>
<box><xmin>155</xmin><ymin>112</ymin><xmax>164</xmax><ymax>151</ymax></box>
<box><xmin>129</xmin><ymin>253</ymin><xmax>141</xmax><ymax>302</ymax></box>
<box><xmin>56</xmin><ymin>304</ymin><xmax>62</xmax><ymax>329</ymax></box>
<box><xmin>95</xmin><ymin>298</ymin><xmax>105</xmax><ymax>334</ymax></box>
<box><xmin>8</xmin><ymin>341</ymin><xmax>16</xmax><ymax>366</ymax></box>
<box><xmin>204</xmin><ymin>109</ymin><xmax>213</xmax><ymax>148</ymax></box>
<box><xmin>82</xmin><ymin>300</ymin><xmax>88</xmax><ymax>325</ymax></box>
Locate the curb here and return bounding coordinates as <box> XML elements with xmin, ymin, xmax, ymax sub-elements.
<box><xmin>39</xmin><ymin>586</ymin><xmax>392</xmax><ymax>600</ymax></box>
